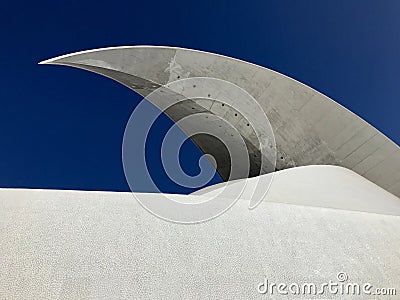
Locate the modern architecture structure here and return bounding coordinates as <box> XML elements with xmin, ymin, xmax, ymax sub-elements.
<box><xmin>0</xmin><ymin>47</ymin><xmax>399</xmax><ymax>299</ymax></box>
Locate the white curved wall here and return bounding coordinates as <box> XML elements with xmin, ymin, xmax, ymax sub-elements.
<box><xmin>1</xmin><ymin>166</ymin><xmax>399</xmax><ymax>299</ymax></box>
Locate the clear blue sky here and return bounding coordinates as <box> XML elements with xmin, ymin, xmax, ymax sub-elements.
<box><xmin>1</xmin><ymin>1</ymin><xmax>399</xmax><ymax>193</ymax></box>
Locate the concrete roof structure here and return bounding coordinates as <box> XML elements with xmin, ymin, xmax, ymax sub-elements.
<box><xmin>1</xmin><ymin>47</ymin><xmax>398</xmax><ymax>298</ymax></box>
<box><xmin>40</xmin><ymin>46</ymin><xmax>400</xmax><ymax>198</ymax></box>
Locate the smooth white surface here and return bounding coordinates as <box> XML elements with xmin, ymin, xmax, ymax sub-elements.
<box><xmin>1</xmin><ymin>166</ymin><xmax>399</xmax><ymax>299</ymax></box>
<box><xmin>194</xmin><ymin>165</ymin><xmax>400</xmax><ymax>216</ymax></box>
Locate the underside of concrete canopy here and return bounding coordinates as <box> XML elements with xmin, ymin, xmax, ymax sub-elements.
<box><xmin>40</xmin><ymin>46</ymin><xmax>400</xmax><ymax>198</ymax></box>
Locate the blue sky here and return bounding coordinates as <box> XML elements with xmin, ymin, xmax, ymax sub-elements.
<box><xmin>1</xmin><ymin>1</ymin><xmax>399</xmax><ymax>193</ymax></box>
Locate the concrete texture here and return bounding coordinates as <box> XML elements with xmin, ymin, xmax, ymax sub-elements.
<box><xmin>40</xmin><ymin>46</ymin><xmax>400</xmax><ymax>198</ymax></box>
<box><xmin>1</xmin><ymin>166</ymin><xmax>400</xmax><ymax>299</ymax></box>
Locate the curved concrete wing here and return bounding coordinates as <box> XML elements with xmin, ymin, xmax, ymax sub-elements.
<box><xmin>40</xmin><ymin>46</ymin><xmax>400</xmax><ymax>197</ymax></box>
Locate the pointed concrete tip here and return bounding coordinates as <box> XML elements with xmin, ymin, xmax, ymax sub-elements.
<box><xmin>37</xmin><ymin>47</ymin><xmax>107</xmax><ymax>66</ymax></box>
<box><xmin>38</xmin><ymin>57</ymin><xmax>57</xmax><ymax>65</ymax></box>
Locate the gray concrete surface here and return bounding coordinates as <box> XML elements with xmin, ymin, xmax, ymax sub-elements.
<box><xmin>1</xmin><ymin>166</ymin><xmax>400</xmax><ymax>299</ymax></box>
<box><xmin>40</xmin><ymin>46</ymin><xmax>400</xmax><ymax>198</ymax></box>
